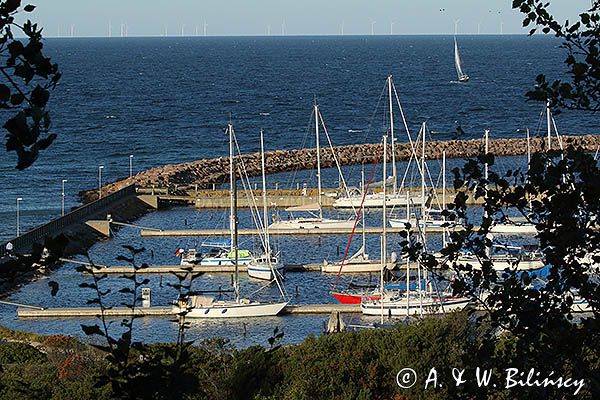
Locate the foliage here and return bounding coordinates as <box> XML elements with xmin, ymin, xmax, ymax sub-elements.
<box><xmin>398</xmin><ymin>146</ymin><xmax>600</xmax><ymax>398</ymax></box>
<box><xmin>71</xmin><ymin>245</ymin><xmax>203</xmax><ymax>400</ymax></box>
<box><xmin>0</xmin><ymin>0</ymin><xmax>60</xmax><ymax>169</ymax></box>
<box><xmin>0</xmin><ymin>342</ymin><xmax>45</xmax><ymax>364</ymax></box>
<box><xmin>512</xmin><ymin>0</ymin><xmax>600</xmax><ymax>111</ymax></box>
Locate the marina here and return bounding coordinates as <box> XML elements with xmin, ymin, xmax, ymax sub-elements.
<box><xmin>0</xmin><ymin>1</ymin><xmax>597</xmax><ymax>397</ymax></box>
<box><xmin>0</xmin><ymin>33</ymin><xmax>597</xmax><ymax>350</ymax></box>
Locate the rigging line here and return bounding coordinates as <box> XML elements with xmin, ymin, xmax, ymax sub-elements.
<box><xmin>233</xmin><ymin>134</ymin><xmax>287</xmax><ymax>300</ymax></box>
<box><xmin>232</xmin><ymin>133</ymin><xmax>268</xmax><ymax>252</ymax></box>
<box><xmin>333</xmin><ymin>139</ymin><xmax>382</xmax><ymax>289</ymax></box>
<box><xmin>535</xmin><ymin>105</ymin><xmax>544</xmax><ymax>138</ymax></box>
<box><xmin>392</xmin><ymin>81</ymin><xmax>425</xmax><ymax>191</ymax></box>
<box><xmin>551</xmin><ymin>114</ymin><xmax>564</xmax><ymax>151</ymax></box>
<box><xmin>318</xmin><ymin>110</ymin><xmax>358</xmax><ymax>217</ymax></box>
<box><xmin>287</xmin><ymin>107</ymin><xmax>315</xmax><ymax>191</ymax></box>
<box><xmin>345</xmin><ymin>81</ymin><xmax>388</xmax><ymax>187</ymax></box>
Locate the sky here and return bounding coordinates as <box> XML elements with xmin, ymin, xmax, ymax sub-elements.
<box><xmin>25</xmin><ymin>0</ymin><xmax>587</xmax><ymax>37</ymax></box>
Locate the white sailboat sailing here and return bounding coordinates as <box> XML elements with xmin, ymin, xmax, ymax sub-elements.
<box><xmin>173</xmin><ymin>123</ymin><xmax>288</xmax><ymax>318</ymax></box>
<box><xmin>454</xmin><ymin>22</ymin><xmax>469</xmax><ymax>82</ymax></box>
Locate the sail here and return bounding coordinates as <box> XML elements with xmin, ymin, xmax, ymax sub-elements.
<box><xmin>454</xmin><ymin>36</ymin><xmax>464</xmax><ymax>78</ymax></box>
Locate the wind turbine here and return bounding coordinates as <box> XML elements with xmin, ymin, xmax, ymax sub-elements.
<box><xmin>108</xmin><ymin>19</ymin><xmax>112</xmax><ymax>38</ymax></box>
<box><xmin>120</xmin><ymin>19</ymin><xmax>125</xmax><ymax>37</ymax></box>
<box><xmin>370</xmin><ymin>19</ymin><xmax>376</xmax><ymax>35</ymax></box>
<box><xmin>70</xmin><ymin>24</ymin><xmax>74</xmax><ymax>38</ymax></box>
<box><xmin>341</xmin><ymin>19</ymin><xmax>345</xmax><ymax>35</ymax></box>
<box><xmin>500</xmin><ymin>21</ymin><xmax>504</xmax><ymax>34</ymax></box>
<box><xmin>181</xmin><ymin>24</ymin><xmax>186</xmax><ymax>37</ymax></box>
<box><xmin>195</xmin><ymin>25</ymin><xmax>199</xmax><ymax>36</ymax></box>
<box><xmin>267</xmin><ymin>24</ymin><xmax>271</xmax><ymax>36</ymax></box>
<box><xmin>203</xmin><ymin>20</ymin><xmax>208</xmax><ymax>37</ymax></box>
<box><xmin>390</xmin><ymin>20</ymin><xmax>395</xmax><ymax>35</ymax></box>
<box><xmin>281</xmin><ymin>18</ymin><xmax>286</xmax><ymax>35</ymax></box>
<box><xmin>478</xmin><ymin>21</ymin><xmax>481</xmax><ymax>34</ymax></box>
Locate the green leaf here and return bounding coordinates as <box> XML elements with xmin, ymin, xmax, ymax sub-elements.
<box><xmin>0</xmin><ymin>84</ymin><xmax>10</xmax><ymax>102</ymax></box>
<box><xmin>81</xmin><ymin>324</ymin><xmax>105</xmax><ymax>337</ymax></box>
<box><xmin>48</xmin><ymin>280</ymin><xmax>59</xmax><ymax>296</ymax></box>
<box><xmin>10</xmin><ymin>93</ymin><xmax>24</xmax><ymax>105</ymax></box>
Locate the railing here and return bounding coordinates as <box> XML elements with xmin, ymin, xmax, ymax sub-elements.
<box><xmin>0</xmin><ymin>185</ymin><xmax>137</xmax><ymax>256</ymax></box>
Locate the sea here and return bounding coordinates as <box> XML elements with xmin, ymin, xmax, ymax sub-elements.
<box><xmin>0</xmin><ymin>35</ymin><xmax>598</xmax><ymax>347</ymax></box>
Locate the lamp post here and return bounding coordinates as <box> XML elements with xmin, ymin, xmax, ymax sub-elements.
<box><xmin>16</xmin><ymin>197</ymin><xmax>22</xmax><ymax>236</ymax></box>
<box><xmin>129</xmin><ymin>154</ymin><xmax>133</xmax><ymax>178</ymax></box>
<box><xmin>61</xmin><ymin>179</ymin><xmax>68</xmax><ymax>216</ymax></box>
<box><xmin>98</xmin><ymin>165</ymin><xmax>104</xmax><ymax>199</ymax></box>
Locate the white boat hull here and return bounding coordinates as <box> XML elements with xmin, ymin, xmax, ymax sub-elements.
<box><xmin>361</xmin><ymin>296</ymin><xmax>469</xmax><ymax>316</ymax></box>
<box><xmin>322</xmin><ymin>261</ymin><xmax>393</xmax><ymax>273</ymax></box>
<box><xmin>333</xmin><ymin>193</ymin><xmax>423</xmax><ymax>209</ymax></box>
<box><xmin>268</xmin><ymin>218</ymin><xmax>354</xmax><ymax>230</ymax></box>
<box><xmin>456</xmin><ymin>257</ymin><xmax>544</xmax><ymax>271</ymax></box>
<box><xmin>194</xmin><ymin>257</ymin><xmax>252</xmax><ymax>266</ymax></box>
<box><xmin>247</xmin><ymin>264</ymin><xmax>285</xmax><ymax>280</ymax></box>
<box><xmin>490</xmin><ymin>224</ymin><xmax>537</xmax><ymax>234</ymax></box>
<box><xmin>388</xmin><ymin>218</ymin><xmax>452</xmax><ymax>229</ymax></box>
<box><xmin>175</xmin><ymin>300</ymin><xmax>288</xmax><ymax>318</ymax></box>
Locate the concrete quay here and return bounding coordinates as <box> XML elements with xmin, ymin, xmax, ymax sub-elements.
<box><xmin>17</xmin><ymin>303</ymin><xmax>361</xmax><ymax>318</ymax></box>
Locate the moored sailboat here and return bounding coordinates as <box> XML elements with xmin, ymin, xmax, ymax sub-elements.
<box><xmin>247</xmin><ymin>128</ymin><xmax>285</xmax><ymax>281</ymax></box>
<box><xmin>269</xmin><ymin>100</ymin><xmax>354</xmax><ymax>229</ymax></box>
<box><xmin>173</xmin><ymin>123</ymin><xmax>288</xmax><ymax>318</ymax></box>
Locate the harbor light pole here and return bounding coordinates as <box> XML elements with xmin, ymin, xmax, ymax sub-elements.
<box><xmin>16</xmin><ymin>197</ymin><xmax>22</xmax><ymax>236</ymax></box>
<box><xmin>98</xmin><ymin>165</ymin><xmax>104</xmax><ymax>199</ymax></box>
<box><xmin>61</xmin><ymin>179</ymin><xmax>67</xmax><ymax>216</ymax></box>
<box><xmin>129</xmin><ymin>154</ymin><xmax>133</xmax><ymax>178</ymax></box>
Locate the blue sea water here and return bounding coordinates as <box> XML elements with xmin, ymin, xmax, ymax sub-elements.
<box><xmin>0</xmin><ymin>35</ymin><xmax>597</xmax><ymax>346</ymax></box>
<box><xmin>1</xmin><ymin>35</ymin><xmax>598</xmax><ymax>239</ymax></box>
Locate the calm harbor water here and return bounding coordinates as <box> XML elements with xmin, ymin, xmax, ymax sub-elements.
<box><xmin>0</xmin><ymin>35</ymin><xmax>595</xmax><ymax>346</ymax></box>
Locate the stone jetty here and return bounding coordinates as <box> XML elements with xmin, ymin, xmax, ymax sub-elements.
<box><xmin>81</xmin><ymin>135</ymin><xmax>600</xmax><ymax>202</ymax></box>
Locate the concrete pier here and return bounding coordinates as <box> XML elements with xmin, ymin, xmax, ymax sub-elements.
<box><xmin>68</xmin><ymin>264</ymin><xmax>323</xmax><ymax>274</ymax></box>
<box><xmin>139</xmin><ymin>226</ymin><xmax>457</xmax><ymax>237</ymax></box>
<box><xmin>17</xmin><ymin>303</ymin><xmax>361</xmax><ymax>318</ymax></box>
<box><xmin>83</xmin><ymin>134</ymin><xmax>600</xmax><ymax>203</ymax></box>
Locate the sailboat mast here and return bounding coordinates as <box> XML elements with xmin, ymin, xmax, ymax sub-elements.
<box><xmin>421</xmin><ymin>123</ymin><xmax>429</xmax><ymax>292</ymax></box>
<box><xmin>546</xmin><ymin>99</ymin><xmax>552</xmax><ymax>150</ymax></box>
<box><xmin>361</xmin><ymin>167</ymin><xmax>366</xmax><ymax>252</ymax></box>
<box><xmin>526</xmin><ymin>128</ymin><xmax>531</xmax><ymax>167</ymax></box>
<box><xmin>230</xmin><ymin>124</ymin><xmax>239</xmax><ymax>303</ymax></box>
<box><xmin>421</xmin><ymin>123</ymin><xmax>426</xmax><ymax>227</ymax></box>
<box><xmin>229</xmin><ymin>124</ymin><xmax>235</xmax><ymax>253</ymax></box>
<box><xmin>442</xmin><ymin>150</ymin><xmax>447</xmax><ymax>248</ymax></box>
<box><xmin>260</xmin><ymin>128</ymin><xmax>270</xmax><ymax>255</ymax></box>
<box><xmin>381</xmin><ymin>135</ymin><xmax>388</xmax><ymax>323</ymax></box>
<box><xmin>388</xmin><ymin>75</ymin><xmax>397</xmax><ymax>194</ymax></box>
<box><xmin>484</xmin><ymin>129</ymin><xmax>490</xmax><ymax>259</ymax></box>
<box><xmin>484</xmin><ymin>129</ymin><xmax>489</xmax><ymax>181</ymax></box>
<box><xmin>315</xmin><ymin>101</ymin><xmax>323</xmax><ymax>220</ymax></box>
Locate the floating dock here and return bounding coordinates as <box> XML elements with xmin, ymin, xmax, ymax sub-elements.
<box><xmin>61</xmin><ymin>259</ymin><xmax>324</xmax><ymax>274</ymax></box>
<box><xmin>139</xmin><ymin>226</ymin><xmax>456</xmax><ymax>237</ymax></box>
<box><xmin>16</xmin><ymin>303</ymin><xmax>361</xmax><ymax>318</ymax></box>
<box><xmin>61</xmin><ymin>259</ymin><xmax>422</xmax><ymax>275</ymax></box>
